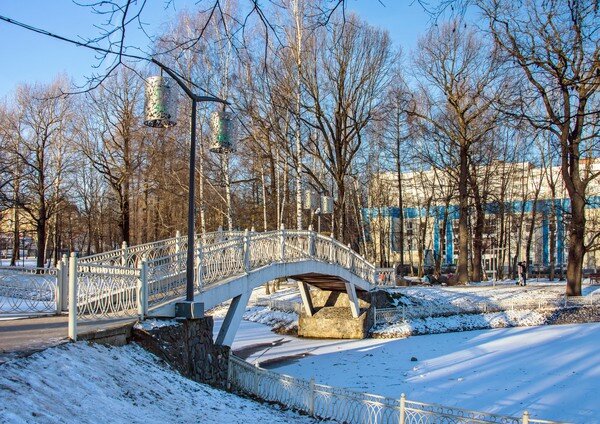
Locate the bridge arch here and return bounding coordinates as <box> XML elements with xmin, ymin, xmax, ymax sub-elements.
<box><xmin>150</xmin><ymin>258</ymin><xmax>372</xmax><ymax>345</ymax></box>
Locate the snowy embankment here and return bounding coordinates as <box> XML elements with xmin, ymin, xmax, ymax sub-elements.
<box><xmin>243</xmin><ymin>306</ymin><xmax>298</xmax><ymax>333</ymax></box>
<box><xmin>373</xmin><ymin>309</ymin><xmax>549</xmax><ymax>337</ymax></box>
<box><xmin>373</xmin><ymin>283</ymin><xmax>600</xmax><ymax>337</ymax></box>
<box><xmin>233</xmin><ymin>282</ymin><xmax>600</xmax><ymax>339</ymax></box>
<box><xmin>265</xmin><ymin>322</ymin><xmax>600</xmax><ymax>423</ymax></box>
<box><xmin>0</xmin><ymin>343</ymin><xmax>323</xmax><ymax>424</ymax></box>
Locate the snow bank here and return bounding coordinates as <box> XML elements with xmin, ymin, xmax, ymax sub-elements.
<box><xmin>0</xmin><ymin>343</ymin><xmax>322</xmax><ymax>423</ymax></box>
<box><xmin>373</xmin><ymin>310</ymin><xmax>548</xmax><ymax>338</ymax></box>
<box><xmin>244</xmin><ymin>306</ymin><xmax>298</xmax><ymax>333</ymax></box>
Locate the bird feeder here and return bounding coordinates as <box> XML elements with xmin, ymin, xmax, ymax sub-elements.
<box><xmin>210</xmin><ymin>110</ymin><xmax>235</xmax><ymax>153</ymax></box>
<box><xmin>321</xmin><ymin>196</ymin><xmax>334</xmax><ymax>214</ymax></box>
<box><xmin>304</xmin><ymin>190</ymin><xmax>319</xmax><ymax>210</ymax></box>
<box><xmin>143</xmin><ymin>76</ymin><xmax>178</xmax><ymax>128</ymax></box>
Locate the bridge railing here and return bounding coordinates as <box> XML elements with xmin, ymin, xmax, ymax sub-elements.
<box><xmin>0</xmin><ymin>266</ymin><xmax>61</xmax><ymax>315</ymax></box>
<box><xmin>197</xmin><ymin>229</ymin><xmax>377</xmax><ymax>292</ymax></box>
<box><xmin>65</xmin><ymin>226</ymin><xmax>378</xmax><ymax>338</ymax></box>
<box><xmin>228</xmin><ymin>354</ymin><xmax>560</xmax><ymax>424</ymax></box>
<box><xmin>75</xmin><ymin>263</ymin><xmax>141</xmax><ymax>320</ymax></box>
<box><xmin>79</xmin><ymin>230</ymin><xmax>244</xmax><ymax>267</ymax></box>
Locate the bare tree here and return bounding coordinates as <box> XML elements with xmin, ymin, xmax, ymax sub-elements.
<box><xmin>409</xmin><ymin>21</ymin><xmax>509</xmax><ymax>283</ymax></box>
<box><xmin>10</xmin><ymin>80</ymin><xmax>74</xmax><ymax>267</ymax></box>
<box><xmin>480</xmin><ymin>0</ymin><xmax>600</xmax><ymax>296</ymax></box>
<box><xmin>80</xmin><ymin>69</ymin><xmax>146</xmax><ymax>245</ymax></box>
<box><xmin>301</xmin><ymin>14</ymin><xmax>396</xmax><ymax>242</ymax></box>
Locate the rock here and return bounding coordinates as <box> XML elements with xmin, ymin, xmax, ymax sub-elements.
<box><xmin>410</xmin><ymin>356</ymin><xmax>418</xmax><ymax>362</ymax></box>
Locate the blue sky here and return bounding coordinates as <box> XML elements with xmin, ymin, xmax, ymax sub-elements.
<box><xmin>0</xmin><ymin>1</ymin><xmax>439</xmax><ymax>98</ymax></box>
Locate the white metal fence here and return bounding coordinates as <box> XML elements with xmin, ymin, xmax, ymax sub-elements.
<box><xmin>227</xmin><ymin>355</ymin><xmax>563</xmax><ymax>424</ymax></box>
<box><xmin>374</xmin><ymin>294</ymin><xmax>600</xmax><ymax>326</ymax></box>
<box><xmin>0</xmin><ymin>266</ymin><xmax>65</xmax><ymax>315</ymax></box>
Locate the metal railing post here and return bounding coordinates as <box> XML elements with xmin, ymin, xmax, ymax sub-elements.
<box><xmin>309</xmin><ymin>227</ymin><xmax>316</xmax><ymax>257</ymax></box>
<box><xmin>175</xmin><ymin>230</ymin><xmax>181</xmax><ymax>252</ymax></box>
<box><xmin>61</xmin><ymin>254</ymin><xmax>68</xmax><ymax>312</ymax></box>
<box><xmin>226</xmin><ymin>352</ymin><xmax>233</xmax><ymax>391</ymax></box>
<box><xmin>175</xmin><ymin>230</ymin><xmax>181</xmax><ymax>274</ymax></box>
<box><xmin>138</xmin><ymin>255</ymin><xmax>148</xmax><ymax>319</ymax></box>
<box><xmin>197</xmin><ymin>243</ymin><xmax>204</xmax><ymax>291</ymax></box>
<box><xmin>347</xmin><ymin>243</ymin><xmax>354</xmax><ymax>271</ymax></box>
<box><xmin>329</xmin><ymin>233</ymin><xmax>334</xmax><ymax>263</ymax></box>
<box><xmin>308</xmin><ymin>377</ymin><xmax>315</xmax><ymax>416</ymax></box>
<box><xmin>121</xmin><ymin>241</ymin><xmax>128</xmax><ymax>266</ymax></box>
<box><xmin>68</xmin><ymin>252</ymin><xmax>78</xmax><ymax>341</ymax></box>
<box><xmin>399</xmin><ymin>393</ymin><xmax>406</xmax><ymax>424</ymax></box>
<box><xmin>280</xmin><ymin>224</ymin><xmax>286</xmax><ymax>261</ymax></box>
<box><xmin>243</xmin><ymin>228</ymin><xmax>251</xmax><ymax>272</ymax></box>
<box><xmin>55</xmin><ymin>259</ymin><xmax>63</xmax><ymax>314</ymax></box>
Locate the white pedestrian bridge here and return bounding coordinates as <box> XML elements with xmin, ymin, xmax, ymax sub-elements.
<box><xmin>58</xmin><ymin>228</ymin><xmax>388</xmax><ymax>344</ymax></box>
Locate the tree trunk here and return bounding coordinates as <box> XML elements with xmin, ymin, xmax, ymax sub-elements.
<box><xmin>396</xmin><ymin>146</ymin><xmax>405</xmax><ymax>276</ymax></box>
<box><xmin>566</xmin><ymin>194</ymin><xmax>585</xmax><ymax>296</ymax></box>
<box><xmin>36</xmin><ymin>216</ymin><xmax>46</xmax><ymax>268</ymax></box>
<box><xmin>549</xmin><ymin>202</ymin><xmax>557</xmax><ymax>281</ymax></box>
<box><xmin>436</xmin><ymin>203</ymin><xmax>450</xmax><ymax>274</ymax></box>
<box><xmin>10</xmin><ymin>206</ymin><xmax>20</xmax><ymax>266</ymax></box>
<box><xmin>471</xmin><ymin>201</ymin><xmax>485</xmax><ymax>282</ymax></box>
<box><xmin>120</xmin><ymin>189</ymin><xmax>130</xmax><ymax>245</ymax></box>
<box><xmin>457</xmin><ymin>145</ymin><xmax>469</xmax><ymax>283</ymax></box>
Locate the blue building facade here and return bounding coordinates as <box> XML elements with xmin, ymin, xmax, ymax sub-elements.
<box><xmin>361</xmin><ymin>197</ymin><xmax>593</xmax><ymax>269</ymax></box>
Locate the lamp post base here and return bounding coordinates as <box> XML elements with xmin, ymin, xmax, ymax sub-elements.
<box><xmin>175</xmin><ymin>301</ymin><xmax>204</xmax><ymax>319</ymax></box>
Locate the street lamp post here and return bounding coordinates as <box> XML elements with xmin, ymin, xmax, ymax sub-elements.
<box><xmin>305</xmin><ymin>190</ymin><xmax>334</xmax><ymax>234</ymax></box>
<box><xmin>144</xmin><ymin>59</ymin><xmax>229</xmax><ymax>318</ymax></box>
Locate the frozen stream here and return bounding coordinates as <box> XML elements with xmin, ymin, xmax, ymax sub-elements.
<box><xmin>216</xmin><ymin>319</ymin><xmax>600</xmax><ymax>423</ymax></box>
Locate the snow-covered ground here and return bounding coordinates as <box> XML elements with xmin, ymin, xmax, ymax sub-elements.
<box><xmin>221</xmin><ymin>319</ymin><xmax>600</xmax><ymax>423</ymax></box>
<box><xmin>387</xmin><ymin>281</ymin><xmax>599</xmax><ymax>309</ymax></box>
<box><xmin>0</xmin><ymin>342</ymin><xmax>324</xmax><ymax>424</ymax></box>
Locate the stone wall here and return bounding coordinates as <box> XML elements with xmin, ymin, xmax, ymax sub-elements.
<box><xmin>132</xmin><ymin>317</ymin><xmax>230</xmax><ymax>389</ymax></box>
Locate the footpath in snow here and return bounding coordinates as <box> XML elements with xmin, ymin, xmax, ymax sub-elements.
<box><xmin>0</xmin><ymin>342</ymin><xmax>324</xmax><ymax>424</ymax></box>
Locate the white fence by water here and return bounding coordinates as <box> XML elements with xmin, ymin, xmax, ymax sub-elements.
<box><xmin>227</xmin><ymin>354</ymin><xmax>564</xmax><ymax>424</ymax></box>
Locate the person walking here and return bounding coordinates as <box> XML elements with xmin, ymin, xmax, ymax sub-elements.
<box><xmin>517</xmin><ymin>261</ymin><xmax>527</xmax><ymax>286</ymax></box>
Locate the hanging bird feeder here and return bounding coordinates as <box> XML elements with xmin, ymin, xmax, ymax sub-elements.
<box><xmin>210</xmin><ymin>110</ymin><xmax>236</xmax><ymax>153</ymax></box>
<box><xmin>144</xmin><ymin>76</ymin><xmax>178</xmax><ymax>128</ymax></box>
<box><xmin>321</xmin><ymin>196</ymin><xmax>334</xmax><ymax>214</ymax></box>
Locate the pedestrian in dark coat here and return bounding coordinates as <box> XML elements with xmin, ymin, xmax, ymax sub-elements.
<box><xmin>517</xmin><ymin>261</ymin><xmax>527</xmax><ymax>286</ymax></box>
